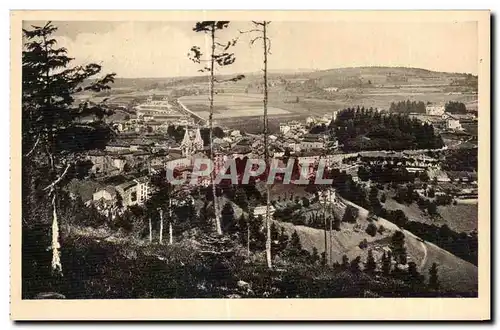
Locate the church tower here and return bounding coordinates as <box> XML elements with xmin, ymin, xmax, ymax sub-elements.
<box><xmin>180</xmin><ymin>126</ymin><xmax>205</xmax><ymax>157</ymax></box>
<box><xmin>180</xmin><ymin>126</ymin><xmax>192</xmax><ymax>157</ymax></box>
<box><xmin>193</xmin><ymin>127</ymin><xmax>204</xmax><ymax>151</ymax></box>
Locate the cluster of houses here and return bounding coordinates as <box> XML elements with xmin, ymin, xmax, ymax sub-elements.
<box><xmin>339</xmin><ymin>151</ymin><xmax>478</xmax><ymax>203</ymax></box>
<box><xmin>89</xmin><ymin>176</ymin><xmax>151</xmax><ymax>209</ymax></box>
<box><xmin>278</xmin><ymin>119</ymin><xmax>339</xmax><ymax>153</ymax></box>
<box><xmin>408</xmin><ymin>104</ymin><xmax>477</xmax><ymax>133</ymax></box>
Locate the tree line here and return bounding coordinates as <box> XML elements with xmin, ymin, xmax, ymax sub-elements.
<box><xmin>389</xmin><ymin>100</ymin><xmax>426</xmax><ymax>114</ymax></box>
<box><xmin>330</xmin><ymin>107</ymin><xmax>444</xmax><ymax>152</ymax></box>
<box><xmin>445</xmin><ymin>101</ymin><xmax>467</xmax><ymax>114</ymax></box>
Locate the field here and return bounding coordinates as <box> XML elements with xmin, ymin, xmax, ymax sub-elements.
<box><xmin>437</xmin><ymin>204</ymin><xmax>478</xmax><ymax>233</ymax></box>
<box><xmin>179</xmin><ymin>86</ymin><xmax>477</xmax><ymax>131</ymax></box>
<box><xmin>178</xmin><ymin>93</ymin><xmax>291</xmax><ymax>120</ymax></box>
<box><xmin>384</xmin><ymin>197</ymin><xmax>478</xmax><ymax>233</ymax></box>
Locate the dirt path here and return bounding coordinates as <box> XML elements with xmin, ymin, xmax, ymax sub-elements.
<box><xmin>419</xmin><ymin>240</ymin><xmax>428</xmax><ymax>269</ymax></box>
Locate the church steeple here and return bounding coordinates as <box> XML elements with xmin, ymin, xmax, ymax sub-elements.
<box><xmin>180</xmin><ymin>126</ymin><xmax>191</xmax><ymax>157</ymax></box>
<box><xmin>193</xmin><ymin>126</ymin><xmax>204</xmax><ymax>151</ymax></box>
<box><xmin>180</xmin><ymin>125</ymin><xmax>204</xmax><ymax>157</ymax></box>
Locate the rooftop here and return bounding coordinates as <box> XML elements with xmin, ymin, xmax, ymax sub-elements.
<box><xmin>115</xmin><ymin>180</ymin><xmax>137</xmax><ymax>191</ymax></box>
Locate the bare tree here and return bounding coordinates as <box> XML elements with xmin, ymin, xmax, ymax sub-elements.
<box><xmin>159</xmin><ymin>209</ymin><xmax>163</xmax><ymax>244</ymax></box>
<box><xmin>242</xmin><ymin>21</ymin><xmax>273</xmax><ymax>269</ymax></box>
<box><xmin>168</xmin><ymin>197</ymin><xmax>173</xmax><ymax>244</ymax></box>
<box><xmin>149</xmin><ymin>217</ymin><xmax>152</xmax><ymax>243</ymax></box>
<box><xmin>189</xmin><ymin>21</ymin><xmax>244</xmax><ymax>235</ymax></box>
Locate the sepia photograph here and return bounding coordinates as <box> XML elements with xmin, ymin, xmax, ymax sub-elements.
<box><xmin>10</xmin><ymin>10</ymin><xmax>490</xmax><ymax>320</ymax></box>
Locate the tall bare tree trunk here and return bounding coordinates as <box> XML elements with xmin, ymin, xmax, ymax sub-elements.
<box><xmin>323</xmin><ymin>204</ymin><xmax>328</xmax><ymax>266</ymax></box>
<box><xmin>209</xmin><ymin>23</ymin><xmax>222</xmax><ymax>235</ymax></box>
<box><xmin>51</xmin><ymin>193</ymin><xmax>62</xmax><ymax>274</ymax></box>
<box><xmin>149</xmin><ymin>217</ymin><xmax>152</xmax><ymax>243</ymax></box>
<box><xmin>329</xmin><ymin>207</ymin><xmax>333</xmax><ymax>266</ymax></box>
<box><xmin>159</xmin><ymin>209</ymin><xmax>163</xmax><ymax>244</ymax></box>
<box><xmin>169</xmin><ymin>223</ymin><xmax>173</xmax><ymax>245</ymax></box>
<box><xmin>169</xmin><ymin>197</ymin><xmax>173</xmax><ymax>245</ymax></box>
<box><xmin>263</xmin><ymin>22</ymin><xmax>272</xmax><ymax>270</ymax></box>
<box><xmin>247</xmin><ymin>221</ymin><xmax>250</xmax><ymax>258</ymax></box>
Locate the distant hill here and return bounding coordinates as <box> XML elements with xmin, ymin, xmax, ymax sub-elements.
<box><xmin>288</xmin><ymin>66</ymin><xmax>474</xmax><ymax>89</ymax></box>
<box><xmin>110</xmin><ymin>66</ymin><xmax>477</xmax><ymax>93</ymax></box>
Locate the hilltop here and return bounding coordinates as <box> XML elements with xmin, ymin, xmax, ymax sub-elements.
<box><xmin>110</xmin><ymin>66</ymin><xmax>477</xmax><ymax>90</ymax></box>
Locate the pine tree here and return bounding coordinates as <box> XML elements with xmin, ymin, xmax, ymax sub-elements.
<box><xmin>341</xmin><ymin>254</ymin><xmax>350</xmax><ymax>269</ymax></box>
<box><xmin>350</xmin><ymin>256</ymin><xmax>361</xmax><ymax>273</ymax></box>
<box><xmin>289</xmin><ymin>230</ymin><xmax>302</xmax><ymax>255</ymax></box>
<box><xmin>382</xmin><ymin>251</ymin><xmax>392</xmax><ymax>275</ymax></box>
<box><xmin>365</xmin><ymin>249</ymin><xmax>377</xmax><ymax>274</ymax></box>
<box><xmin>22</xmin><ymin>22</ymin><xmax>115</xmax><ymax>276</ymax></box>
<box><xmin>234</xmin><ymin>187</ymin><xmax>249</xmax><ymax>211</ymax></box>
<box><xmin>390</xmin><ymin>231</ymin><xmax>407</xmax><ymax>265</ymax></box>
<box><xmin>321</xmin><ymin>252</ymin><xmax>327</xmax><ymax>266</ymax></box>
<box><xmin>221</xmin><ymin>202</ymin><xmax>236</xmax><ymax>234</ymax></box>
<box><xmin>311</xmin><ymin>247</ymin><xmax>320</xmax><ymax>264</ymax></box>
<box><xmin>333</xmin><ymin>214</ymin><xmax>341</xmax><ymax>231</ymax></box>
<box><xmin>278</xmin><ymin>227</ymin><xmax>289</xmax><ymax>252</ymax></box>
<box><xmin>342</xmin><ymin>205</ymin><xmax>358</xmax><ymax>223</ymax></box>
<box><xmin>407</xmin><ymin>261</ymin><xmax>423</xmax><ymax>288</ymax></box>
<box><xmin>189</xmin><ymin>21</ymin><xmax>244</xmax><ymax>236</ymax></box>
<box><xmin>429</xmin><ymin>262</ymin><xmax>440</xmax><ymax>290</ymax></box>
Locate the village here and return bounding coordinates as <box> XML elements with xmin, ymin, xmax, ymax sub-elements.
<box><xmin>17</xmin><ymin>18</ymin><xmax>484</xmax><ymax>304</ymax></box>
<box><xmin>66</xmin><ymin>93</ymin><xmax>478</xmax><ymax>233</ymax></box>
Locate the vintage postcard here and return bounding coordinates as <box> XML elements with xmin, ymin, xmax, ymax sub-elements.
<box><xmin>10</xmin><ymin>10</ymin><xmax>490</xmax><ymax>320</ymax></box>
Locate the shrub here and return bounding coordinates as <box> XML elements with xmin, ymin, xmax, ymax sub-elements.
<box><xmin>302</xmin><ymin>197</ymin><xmax>310</xmax><ymax>208</ymax></box>
<box><xmin>358</xmin><ymin>239</ymin><xmax>368</xmax><ymax>249</ymax></box>
<box><xmin>342</xmin><ymin>205</ymin><xmax>358</xmax><ymax>223</ymax></box>
<box><xmin>377</xmin><ymin>225</ymin><xmax>386</xmax><ymax>234</ymax></box>
<box><xmin>380</xmin><ymin>194</ymin><xmax>387</xmax><ymax>203</ymax></box>
<box><xmin>333</xmin><ymin>215</ymin><xmax>341</xmax><ymax>231</ymax></box>
<box><xmin>366</xmin><ymin>223</ymin><xmax>378</xmax><ymax>237</ymax></box>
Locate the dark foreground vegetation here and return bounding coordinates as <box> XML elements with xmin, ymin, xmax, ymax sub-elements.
<box><xmin>23</xmin><ymin>222</ymin><xmax>474</xmax><ymax>299</ymax></box>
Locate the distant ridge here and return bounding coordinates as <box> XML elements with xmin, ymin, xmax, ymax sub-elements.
<box><xmin>114</xmin><ymin>66</ymin><xmax>477</xmax><ymax>81</ymax></box>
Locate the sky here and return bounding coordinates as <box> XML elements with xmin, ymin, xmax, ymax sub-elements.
<box><xmin>23</xmin><ymin>20</ymin><xmax>479</xmax><ymax>78</ymax></box>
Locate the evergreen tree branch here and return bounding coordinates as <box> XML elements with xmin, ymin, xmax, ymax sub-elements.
<box><xmin>43</xmin><ymin>163</ymin><xmax>71</xmax><ymax>192</ymax></box>
<box><xmin>23</xmin><ymin>134</ymin><xmax>41</xmax><ymax>157</ymax></box>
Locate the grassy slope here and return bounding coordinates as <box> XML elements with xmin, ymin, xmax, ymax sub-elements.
<box><xmin>274</xmin><ymin>197</ymin><xmax>477</xmax><ymax>293</ymax></box>
<box><xmin>384</xmin><ymin>197</ymin><xmax>478</xmax><ymax>233</ymax></box>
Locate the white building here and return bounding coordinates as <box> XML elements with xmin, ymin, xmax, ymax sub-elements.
<box><xmin>254</xmin><ymin>205</ymin><xmax>276</xmax><ymax>218</ymax></box>
<box><xmin>319</xmin><ymin>188</ymin><xmax>337</xmax><ymax>204</ymax></box>
<box><xmin>300</xmin><ymin>134</ymin><xmax>325</xmax><ymax>151</ymax></box>
<box><xmin>425</xmin><ymin>105</ymin><xmax>445</xmax><ymax>116</ymax></box>
<box><xmin>306</xmin><ymin>116</ymin><xmax>317</xmax><ymax>126</ymax></box>
<box><xmin>114</xmin><ymin>176</ymin><xmax>151</xmax><ymax>207</ymax></box>
<box><xmin>92</xmin><ymin>186</ymin><xmax>117</xmax><ymax>205</ymax></box>
<box><xmin>135</xmin><ymin>177</ymin><xmax>151</xmax><ymax>205</ymax></box>
<box><xmin>446</xmin><ymin>118</ymin><xmax>463</xmax><ymax>131</ymax></box>
<box><xmin>279</xmin><ymin>123</ymin><xmax>291</xmax><ymax>135</ymax></box>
